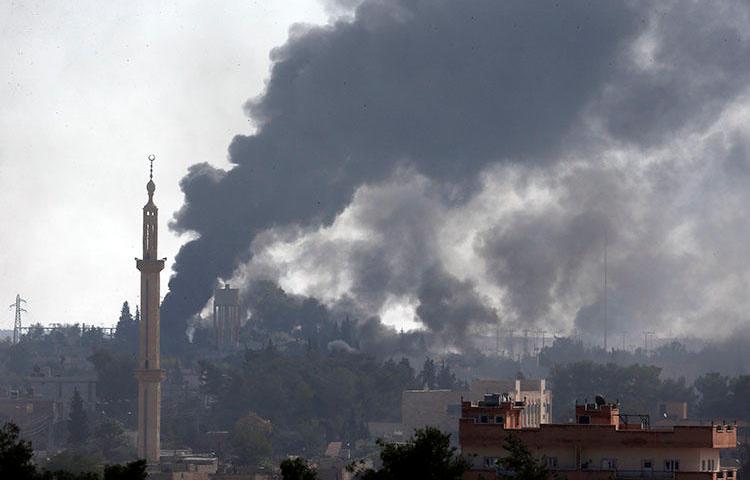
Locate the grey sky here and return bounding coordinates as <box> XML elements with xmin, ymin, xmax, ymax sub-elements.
<box><xmin>0</xmin><ymin>1</ymin><xmax>326</xmax><ymax>329</ymax></box>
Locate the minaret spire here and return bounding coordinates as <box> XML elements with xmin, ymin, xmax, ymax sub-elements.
<box><xmin>135</xmin><ymin>154</ymin><xmax>166</xmax><ymax>464</ymax></box>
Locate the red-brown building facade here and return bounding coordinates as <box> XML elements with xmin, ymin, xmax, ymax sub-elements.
<box><xmin>460</xmin><ymin>395</ymin><xmax>737</xmax><ymax>480</ymax></box>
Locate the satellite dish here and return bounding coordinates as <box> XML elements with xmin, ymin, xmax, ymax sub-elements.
<box><xmin>595</xmin><ymin>395</ymin><xmax>606</xmax><ymax>406</ymax></box>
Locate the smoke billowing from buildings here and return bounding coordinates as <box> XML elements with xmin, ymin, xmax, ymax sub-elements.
<box><xmin>162</xmin><ymin>0</ymin><xmax>750</xmax><ymax>352</ymax></box>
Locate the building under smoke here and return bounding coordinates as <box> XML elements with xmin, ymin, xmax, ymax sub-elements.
<box><xmin>213</xmin><ymin>284</ymin><xmax>241</xmax><ymax>351</ymax></box>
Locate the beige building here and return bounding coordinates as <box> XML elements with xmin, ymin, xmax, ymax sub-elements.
<box><xmin>402</xmin><ymin>389</ymin><xmax>464</xmax><ymax>437</ymax></box>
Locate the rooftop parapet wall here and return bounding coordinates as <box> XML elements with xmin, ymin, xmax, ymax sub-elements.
<box><xmin>459</xmin><ymin>420</ymin><xmax>737</xmax><ymax>449</ymax></box>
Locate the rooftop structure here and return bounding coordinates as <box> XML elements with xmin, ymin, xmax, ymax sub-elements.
<box><xmin>460</xmin><ymin>396</ymin><xmax>737</xmax><ymax>480</ymax></box>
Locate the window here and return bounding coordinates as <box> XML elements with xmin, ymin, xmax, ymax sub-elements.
<box><xmin>665</xmin><ymin>460</ymin><xmax>680</xmax><ymax>471</ymax></box>
<box><xmin>578</xmin><ymin>415</ymin><xmax>590</xmax><ymax>424</ymax></box>
<box><xmin>601</xmin><ymin>459</ymin><xmax>617</xmax><ymax>470</ymax></box>
<box><xmin>495</xmin><ymin>415</ymin><xmax>505</xmax><ymax>424</ymax></box>
<box><xmin>546</xmin><ymin>457</ymin><xmax>558</xmax><ymax>469</ymax></box>
<box><xmin>484</xmin><ymin>457</ymin><xmax>499</xmax><ymax>468</ymax></box>
<box><xmin>480</xmin><ymin>415</ymin><xmax>489</xmax><ymax>424</ymax></box>
<box><xmin>702</xmin><ymin>460</ymin><xmax>706</xmax><ymax>471</ymax></box>
<box><xmin>642</xmin><ymin>460</ymin><xmax>653</xmax><ymax>471</ymax></box>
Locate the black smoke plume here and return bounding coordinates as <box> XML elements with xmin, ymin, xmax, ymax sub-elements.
<box><xmin>162</xmin><ymin>0</ymin><xmax>750</xmax><ymax>351</ymax></box>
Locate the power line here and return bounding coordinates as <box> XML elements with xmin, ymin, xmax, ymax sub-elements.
<box><xmin>8</xmin><ymin>294</ymin><xmax>27</xmax><ymax>345</ymax></box>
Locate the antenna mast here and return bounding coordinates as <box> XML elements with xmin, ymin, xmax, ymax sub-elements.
<box><xmin>604</xmin><ymin>230</ymin><xmax>608</xmax><ymax>352</ymax></box>
<box><xmin>8</xmin><ymin>294</ymin><xmax>27</xmax><ymax>344</ymax></box>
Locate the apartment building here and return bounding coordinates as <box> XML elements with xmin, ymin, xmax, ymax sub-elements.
<box><xmin>459</xmin><ymin>395</ymin><xmax>737</xmax><ymax>480</ymax></box>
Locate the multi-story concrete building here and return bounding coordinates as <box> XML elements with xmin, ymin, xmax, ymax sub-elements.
<box><xmin>399</xmin><ymin>378</ymin><xmax>552</xmax><ymax>442</ymax></box>
<box><xmin>459</xmin><ymin>395</ymin><xmax>737</xmax><ymax>480</ymax></box>
<box><xmin>470</xmin><ymin>378</ymin><xmax>551</xmax><ymax>427</ymax></box>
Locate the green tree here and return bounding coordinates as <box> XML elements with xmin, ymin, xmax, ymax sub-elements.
<box><xmin>549</xmin><ymin>361</ymin><xmax>677</xmax><ymax>421</ymax></box>
<box><xmin>0</xmin><ymin>422</ymin><xmax>37</xmax><ymax>480</ymax></box>
<box><xmin>44</xmin><ymin>450</ymin><xmax>101</xmax><ymax>477</ymax></box>
<box><xmin>102</xmin><ymin>460</ymin><xmax>147</xmax><ymax>480</ymax></box>
<box><xmin>114</xmin><ymin>302</ymin><xmax>138</xmax><ymax>353</ymax></box>
<box><xmin>729</xmin><ymin>375</ymin><xmax>750</xmax><ymax>421</ymax></box>
<box><xmin>231</xmin><ymin>412</ymin><xmax>273</xmax><ymax>466</ymax></box>
<box><xmin>418</xmin><ymin>358</ymin><xmax>437</xmax><ymax>389</ymax></box>
<box><xmin>280</xmin><ymin>457</ymin><xmax>318</xmax><ymax>480</ymax></box>
<box><xmin>695</xmin><ymin>372</ymin><xmax>731</xmax><ymax>420</ymax></box>
<box><xmin>354</xmin><ymin>427</ymin><xmax>469</xmax><ymax>480</ymax></box>
<box><xmin>497</xmin><ymin>434</ymin><xmax>550</xmax><ymax>480</ymax></box>
<box><xmin>6</xmin><ymin>342</ymin><xmax>33</xmax><ymax>375</ymax></box>
<box><xmin>91</xmin><ymin>420</ymin><xmax>127</xmax><ymax>462</ymax></box>
<box><xmin>87</xmin><ymin>350</ymin><xmax>137</xmax><ymax>426</ymax></box>
<box><xmin>68</xmin><ymin>388</ymin><xmax>90</xmax><ymax>446</ymax></box>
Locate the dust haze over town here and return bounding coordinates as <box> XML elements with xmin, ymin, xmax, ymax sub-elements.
<box><xmin>2</xmin><ymin>1</ymin><xmax>750</xmax><ymax>479</ymax></box>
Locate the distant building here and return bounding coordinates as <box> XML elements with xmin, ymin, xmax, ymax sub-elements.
<box><xmin>214</xmin><ymin>284</ymin><xmax>241</xmax><ymax>351</ymax></box>
<box><xmin>460</xmin><ymin>395</ymin><xmax>737</xmax><ymax>480</ymax></box>
<box><xmin>392</xmin><ymin>378</ymin><xmax>551</xmax><ymax>443</ymax></box>
<box><xmin>151</xmin><ymin>450</ymin><xmax>218</xmax><ymax>480</ymax></box>
<box><xmin>402</xmin><ymin>389</ymin><xmax>464</xmax><ymax>438</ymax></box>
<box><xmin>317</xmin><ymin>441</ymin><xmax>354</xmax><ymax>480</ymax></box>
<box><xmin>25</xmin><ymin>375</ymin><xmax>97</xmax><ymax>419</ymax></box>
<box><xmin>0</xmin><ymin>397</ymin><xmax>58</xmax><ymax>452</ymax></box>
<box><xmin>657</xmin><ymin>400</ymin><xmax>689</xmax><ymax>421</ymax></box>
<box><xmin>470</xmin><ymin>378</ymin><xmax>551</xmax><ymax>427</ymax></box>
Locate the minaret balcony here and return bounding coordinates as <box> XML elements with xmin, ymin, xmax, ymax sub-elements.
<box><xmin>136</xmin><ymin>258</ymin><xmax>166</xmax><ymax>273</ymax></box>
<box><xmin>134</xmin><ymin>369</ymin><xmax>166</xmax><ymax>382</ymax></box>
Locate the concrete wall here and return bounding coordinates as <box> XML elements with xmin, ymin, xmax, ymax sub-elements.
<box><xmin>401</xmin><ymin>390</ymin><xmax>463</xmax><ymax>435</ymax></box>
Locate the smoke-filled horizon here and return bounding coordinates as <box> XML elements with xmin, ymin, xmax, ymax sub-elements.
<box><xmin>163</xmin><ymin>0</ymin><xmax>750</xmax><ymax>351</ymax></box>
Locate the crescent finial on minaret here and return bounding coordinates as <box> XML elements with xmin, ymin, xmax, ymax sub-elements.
<box><xmin>148</xmin><ymin>154</ymin><xmax>155</xmax><ymax>180</ymax></box>
<box><xmin>147</xmin><ymin>155</ymin><xmax>156</xmax><ymax>199</ymax></box>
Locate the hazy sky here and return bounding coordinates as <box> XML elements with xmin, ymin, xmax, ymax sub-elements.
<box><xmin>3</xmin><ymin>1</ymin><xmax>750</xmax><ymax>348</ymax></box>
<box><xmin>1</xmin><ymin>1</ymin><xmax>327</xmax><ymax>329</ymax></box>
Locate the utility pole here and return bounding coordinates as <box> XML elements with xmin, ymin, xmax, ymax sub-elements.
<box><xmin>643</xmin><ymin>331</ymin><xmax>655</xmax><ymax>353</ymax></box>
<box><xmin>603</xmin><ymin>230</ymin><xmax>608</xmax><ymax>352</ymax></box>
<box><xmin>523</xmin><ymin>329</ymin><xmax>529</xmax><ymax>357</ymax></box>
<box><xmin>8</xmin><ymin>294</ymin><xmax>27</xmax><ymax>345</ymax></box>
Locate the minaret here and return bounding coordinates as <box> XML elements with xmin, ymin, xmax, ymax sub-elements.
<box><xmin>134</xmin><ymin>155</ymin><xmax>166</xmax><ymax>463</ymax></box>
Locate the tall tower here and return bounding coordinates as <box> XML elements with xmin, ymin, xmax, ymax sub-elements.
<box><xmin>213</xmin><ymin>284</ymin><xmax>241</xmax><ymax>351</ymax></box>
<box><xmin>8</xmin><ymin>294</ymin><xmax>27</xmax><ymax>344</ymax></box>
<box><xmin>134</xmin><ymin>155</ymin><xmax>165</xmax><ymax>463</ymax></box>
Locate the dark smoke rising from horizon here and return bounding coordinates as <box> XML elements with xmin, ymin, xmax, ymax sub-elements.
<box><xmin>162</xmin><ymin>0</ymin><xmax>750</xmax><ymax>352</ymax></box>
